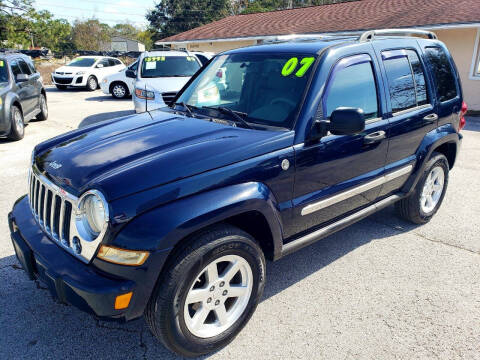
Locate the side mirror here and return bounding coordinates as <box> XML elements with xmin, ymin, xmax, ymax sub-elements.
<box><xmin>96</xmin><ymin>63</ymin><xmax>104</xmax><ymax>68</ymax></box>
<box><xmin>16</xmin><ymin>73</ymin><xmax>29</xmax><ymax>83</ymax></box>
<box><xmin>329</xmin><ymin>107</ymin><xmax>365</xmax><ymax>135</ymax></box>
<box><xmin>310</xmin><ymin>107</ymin><xmax>365</xmax><ymax>141</ymax></box>
<box><xmin>125</xmin><ymin>69</ymin><xmax>136</xmax><ymax>78</ymax></box>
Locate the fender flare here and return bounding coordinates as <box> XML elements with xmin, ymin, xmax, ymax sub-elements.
<box><xmin>112</xmin><ymin>182</ymin><xmax>284</xmax><ymax>260</ymax></box>
<box><xmin>402</xmin><ymin>124</ymin><xmax>460</xmax><ymax>194</ymax></box>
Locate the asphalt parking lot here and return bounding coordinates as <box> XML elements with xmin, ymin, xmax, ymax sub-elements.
<box><xmin>0</xmin><ymin>87</ymin><xmax>479</xmax><ymax>359</ymax></box>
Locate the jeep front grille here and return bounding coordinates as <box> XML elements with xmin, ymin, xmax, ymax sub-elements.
<box><xmin>28</xmin><ymin>168</ymin><xmax>77</xmax><ymax>249</ymax></box>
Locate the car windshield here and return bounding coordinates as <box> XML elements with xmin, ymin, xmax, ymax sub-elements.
<box><xmin>0</xmin><ymin>59</ymin><xmax>8</xmax><ymax>83</ymax></box>
<box><xmin>67</xmin><ymin>57</ymin><xmax>97</xmax><ymax>67</ymax></box>
<box><xmin>140</xmin><ymin>56</ymin><xmax>200</xmax><ymax>78</ymax></box>
<box><xmin>176</xmin><ymin>53</ymin><xmax>317</xmax><ymax>129</ymax></box>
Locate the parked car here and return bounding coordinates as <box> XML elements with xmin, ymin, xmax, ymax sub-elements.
<box><xmin>51</xmin><ymin>56</ymin><xmax>126</xmax><ymax>91</ymax></box>
<box><xmin>191</xmin><ymin>51</ymin><xmax>215</xmax><ymax>65</ymax></box>
<box><xmin>0</xmin><ymin>52</ymin><xmax>48</xmax><ymax>141</ymax></box>
<box><xmin>10</xmin><ymin>29</ymin><xmax>467</xmax><ymax>357</ymax></box>
<box><xmin>100</xmin><ymin>60</ymin><xmax>138</xmax><ymax>99</ymax></box>
<box><xmin>126</xmin><ymin>50</ymin><xmax>202</xmax><ymax>113</ymax></box>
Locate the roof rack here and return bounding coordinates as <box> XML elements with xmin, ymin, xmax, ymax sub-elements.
<box><xmin>359</xmin><ymin>29</ymin><xmax>437</xmax><ymax>42</ymax></box>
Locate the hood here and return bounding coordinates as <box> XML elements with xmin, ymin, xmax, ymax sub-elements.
<box><xmin>54</xmin><ymin>65</ymin><xmax>89</xmax><ymax>74</ymax></box>
<box><xmin>136</xmin><ymin>77</ymin><xmax>190</xmax><ymax>93</ymax></box>
<box><xmin>35</xmin><ymin>110</ymin><xmax>293</xmax><ymax>201</ymax></box>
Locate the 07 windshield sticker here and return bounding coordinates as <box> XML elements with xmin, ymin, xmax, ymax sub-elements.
<box><xmin>0</xmin><ymin>60</ymin><xmax>4</xmax><ymax>67</ymax></box>
<box><xmin>281</xmin><ymin>57</ymin><xmax>315</xmax><ymax>77</ymax></box>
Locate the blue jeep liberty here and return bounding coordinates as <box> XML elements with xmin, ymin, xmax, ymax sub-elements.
<box><xmin>9</xmin><ymin>29</ymin><xmax>466</xmax><ymax>357</ymax></box>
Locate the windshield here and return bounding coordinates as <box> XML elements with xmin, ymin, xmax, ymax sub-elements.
<box><xmin>0</xmin><ymin>59</ymin><xmax>8</xmax><ymax>83</ymax></box>
<box><xmin>141</xmin><ymin>56</ymin><xmax>200</xmax><ymax>78</ymax></box>
<box><xmin>176</xmin><ymin>53</ymin><xmax>316</xmax><ymax>128</ymax></box>
<box><xmin>67</xmin><ymin>57</ymin><xmax>97</xmax><ymax>67</ymax></box>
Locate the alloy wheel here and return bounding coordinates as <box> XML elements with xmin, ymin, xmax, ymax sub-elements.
<box><xmin>183</xmin><ymin>254</ymin><xmax>253</xmax><ymax>338</ymax></box>
<box><xmin>420</xmin><ymin>166</ymin><xmax>445</xmax><ymax>213</ymax></box>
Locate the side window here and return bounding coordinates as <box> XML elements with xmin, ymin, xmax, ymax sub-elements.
<box><xmin>18</xmin><ymin>59</ymin><xmax>32</xmax><ymax>75</ymax></box>
<box><xmin>424</xmin><ymin>46</ymin><xmax>457</xmax><ymax>102</ymax></box>
<box><xmin>26</xmin><ymin>59</ymin><xmax>37</xmax><ymax>74</ymax></box>
<box><xmin>325</xmin><ymin>60</ymin><xmax>378</xmax><ymax>120</ymax></box>
<box><xmin>114</xmin><ymin>59</ymin><xmax>122</xmax><ymax>65</ymax></box>
<box><xmin>407</xmin><ymin>50</ymin><xmax>428</xmax><ymax>106</ymax></box>
<box><xmin>108</xmin><ymin>59</ymin><xmax>117</xmax><ymax>67</ymax></box>
<box><xmin>383</xmin><ymin>56</ymin><xmax>416</xmax><ymax>113</ymax></box>
<box><xmin>98</xmin><ymin>59</ymin><xmax>110</xmax><ymax>67</ymax></box>
<box><xmin>10</xmin><ymin>60</ymin><xmax>22</xmax><ymax>79</ymax></box>
<box><xmin>129</xmin><ymin>61</ymin><xmax>138</xmax><ymax>71</ymax></box>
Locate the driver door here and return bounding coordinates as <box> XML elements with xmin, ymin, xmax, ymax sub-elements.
<box><xmin>288</xmin><ymin>54</ymin><xmax>388</xmax><ymax>238</ymax></box>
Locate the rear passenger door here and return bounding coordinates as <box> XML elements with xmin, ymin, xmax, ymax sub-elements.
<box><xmin>374</xmin><ymin>45</ymin><xmax>437</xmax><ymax>198</ymax></box>
<box><xmin>420</xmin><ymin>42</ymin><xmax>462</xmax><ymax>129</ymax></box>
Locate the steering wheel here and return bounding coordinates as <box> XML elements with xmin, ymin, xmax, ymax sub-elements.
<box><xmin>271</xmin><ymin>97</ymin><xmax>296</xmax><ymax>108</ymax></box>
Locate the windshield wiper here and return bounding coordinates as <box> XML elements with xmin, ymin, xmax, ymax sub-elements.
<box><xmin>174</xmin><ymin>102</ymin><xmax>194</xmax><ymax>117</ymax></box>
<box><xmin>202</xmin><ymin>106</ymin><xmax>252</xmax><ymax>129</ymax></box>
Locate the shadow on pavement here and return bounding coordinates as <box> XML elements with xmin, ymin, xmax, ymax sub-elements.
<box><xmin>0</xmin><ymin>206</ymin><xmax>417</xmax><ymax>359</ymax></box>
<box><xmin>464</xmin><ymin>116</ymin><xmax>480</xmax><ymax>132</ymax></box>
<box><xmin>79</xmin><ymin>110</ymin><xmax>135</xmax><ymax>128</ymax></box>
<box><xmin>85</xmin><ymin>95</ymin><xmax>131</xmax><ymax>102</ymax></box>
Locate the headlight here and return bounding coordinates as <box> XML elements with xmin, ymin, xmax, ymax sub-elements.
<box><xmin>76</xmin><ymin>71</ymin><xmax>85</xmax><ymax>75</ymax></box>
<box><xmin>135</xmin><ymin>88</ymin><xmax>155</xmax><ymax>100</ymax></box>
<box><xmin>75</xmin><ymin>190</ymin><xmax>108</xmax><ymax>240</ymax></box>
<box><xmin>97</xmin><ymin>245</ymin><xmax>149</xmax><ymax>266</ymax></box>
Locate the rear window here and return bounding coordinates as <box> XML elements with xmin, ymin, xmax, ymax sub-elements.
<box><xmin>141</xmin><ymin>56</ymin><xmax>200</xmax><ymax>78</ymax></box>
<box><xmin>424</xmin><ymin>47</ymin><xmax>457</xmax><ymax>102</ymax></box>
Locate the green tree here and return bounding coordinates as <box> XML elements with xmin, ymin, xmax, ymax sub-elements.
<box><xmin>72</xmin><ymin>19</ymin><xmax>111</xmax><ymax>51</ymax></box>
<box><xmin>137</xmin><ymin>29</ymin><xmax>153</xmax><ymax>50</ymax></box>
<box><xmin>147</xmin><ymin>0</ymin><xmax>232</xmax><ymax>40</ymax></box>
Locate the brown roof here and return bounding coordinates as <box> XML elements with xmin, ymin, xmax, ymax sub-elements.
<box><xmin>161</xmin><ymin>0</ymin><xmax>480</xmax><ymax>42</ymax></box>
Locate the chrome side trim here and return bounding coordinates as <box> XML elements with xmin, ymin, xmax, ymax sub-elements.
<box><xmin>301</xmin><ymin>165</ymin><xmax>413</xmax><ymax>216</ymax></box>
<box><xmin>283</xmin><ymin>194</ymin><xmax>402</xmax><ymax>257</ymax></box>
<box><xmin>392</xmin><ymin>104</ymin><xmax>431</xmax><ymax>117</ymax></box>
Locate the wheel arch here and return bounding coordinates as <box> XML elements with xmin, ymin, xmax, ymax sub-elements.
<box><xmin>111</xmin><ymin>182</ymin><xmax>284</xmax><ymax>262</ymax></box>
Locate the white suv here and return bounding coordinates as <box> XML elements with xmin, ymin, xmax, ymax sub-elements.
<box><xmin>52</xmin><ymin>56</ymin><xmax>125</xmax><ymax>91</ymax></box>
<box><xmin>126</xmin><ymin>51</ymin><xmax>203</xmax><ymax>113</ymax></box>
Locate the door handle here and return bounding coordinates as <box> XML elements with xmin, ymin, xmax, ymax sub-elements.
<box><xmin>363</xmin><ymin>130</ymin><xmax>386</xmax><ymax>144</ymax></box>
<box><xmin>423</xmin><ymin>113</ymin><xmax>438</xmax><ymax>123</ymax></box>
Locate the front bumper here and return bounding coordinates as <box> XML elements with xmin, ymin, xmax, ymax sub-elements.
<box><xmin>51</xmin><ymin>73</ymin><xmax>86</xmax><ymax>87</ymax></box>
<box><xmin>100</xmin><ymin>81</ymin><xmax>110</xmax><ymax>95</ymax></box>
<box><xmin>9</xmin><ymin>196</ymin><xmax>146</xmax><ymax>321</ymax></box>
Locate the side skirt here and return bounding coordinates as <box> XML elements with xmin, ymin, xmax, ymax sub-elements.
<box><xmin>280</xmin><ymin>194</ymin><xmax>402</xmax><ymax>257</ymax></box>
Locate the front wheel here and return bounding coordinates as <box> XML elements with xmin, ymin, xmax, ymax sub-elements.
<box><xmin>395</xmin><ymin>152</ymin><xmax>449</xmax><ymax>224</ymax></box>
<box><xmin>86</xmin><ymin>76</ymin><xmax>98</xmax><ymax>91</ymax></box>
<box><xmin>145</xmin><ymin>224</ymin><xmax>266</xmax><ymax>357</ymax></box>
<box><xmin>7</xmin><ymin>106</ymin><xmax>24</xmax><ymax>141</ymax></box>
<box><xmin>111</xmin><ymin>82</ymin><xmax>128</xmax><ymax>99</ymax></box>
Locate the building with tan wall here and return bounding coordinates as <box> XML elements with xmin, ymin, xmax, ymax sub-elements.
<box><xmin>157</xmin><ymin>0</ymin><xmax>480</xmax><ymax>110</ymax></box>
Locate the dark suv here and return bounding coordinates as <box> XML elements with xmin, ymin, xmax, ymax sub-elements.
<box><xmin>9</xmin><ymin>29</ymin><xmax>466</xmax><ymax>357</ymax></box>
<box><xmin>0</xmin><ymin>52</ymin><xmax>48</xmax><ymax>140</ymax></box>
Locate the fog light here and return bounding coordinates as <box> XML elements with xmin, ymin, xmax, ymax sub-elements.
<box><xmin>115</xmin><ymin>292</ymin><xmax>133</xmax><ymax>310</ymax></box>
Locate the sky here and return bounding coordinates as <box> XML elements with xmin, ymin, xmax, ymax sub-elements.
<box><xmin>33</xmin><ymin>0</ymin><xmax>155</xmax><ymax>28</ymax></box>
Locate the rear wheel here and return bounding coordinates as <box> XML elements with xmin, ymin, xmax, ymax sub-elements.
<box><xmin>111</xmin><ymin>82</ymin><xmax>128</xmax><ymax>99</ymax></box>
<box><xmin>55</xmin><ymin>85</ymin><xmax>67</xmax><ymax>90</ymax></box>
<box><xmin>86</xmin><ymin>76</ymin><xmax>98</xmax><ymax>91</ymax></box>
<box><xmin>7</xmin><ymin>106</ymin><xmax>24</xmax><ymax>141</ymax></box>
<box><xmin>36</xmin><ymin>94</ymin><xmax>48</xmax><ymax>121</ymax></box>
<box><xmin>395</xmin><ymin>152</ymin><xmax>449</xmax><ymax>224</ymax></box>
<box><xmin>145</xmin><ymin>224</ymin><xmax>266</xmax><ymax>357</ymax></box>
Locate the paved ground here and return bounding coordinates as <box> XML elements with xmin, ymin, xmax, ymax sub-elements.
<box><xmin>0</xmin><ymin>88</ymin><xmax>479</xmax><ymax>359</ymax></box>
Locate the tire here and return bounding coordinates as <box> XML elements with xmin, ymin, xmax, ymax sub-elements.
<box><xmin>145</xmin><ymin>224</ymin><xmax>266</xmax><ymax>358</ymax></box>
<box><xmin>111</xmin><ymin>82</ymin><xmax>129</xmax><ymax>99</ymax></box>
<box><xmin>395</xmin><ymin>152</ymin><xmax>449</xmax><ymax>224</ymax></box>
<box><xmin>36</xmin><ymin>94</ymin><xmax>48</xmax><ymax>121</ymax></box>
<box><xmin>7</xmin><ymin>105</ymin><xmax>24</xmax><ymax>141</ymax></box>
<box><xmin>55</xmin><ymin>85</ymin><xmax>67</xmax><ymax>90</ymax></box>
<box><xmin>86</xmin><ymin>76</ymin><xmax>98</xmax><ymax>91</ymax></box>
